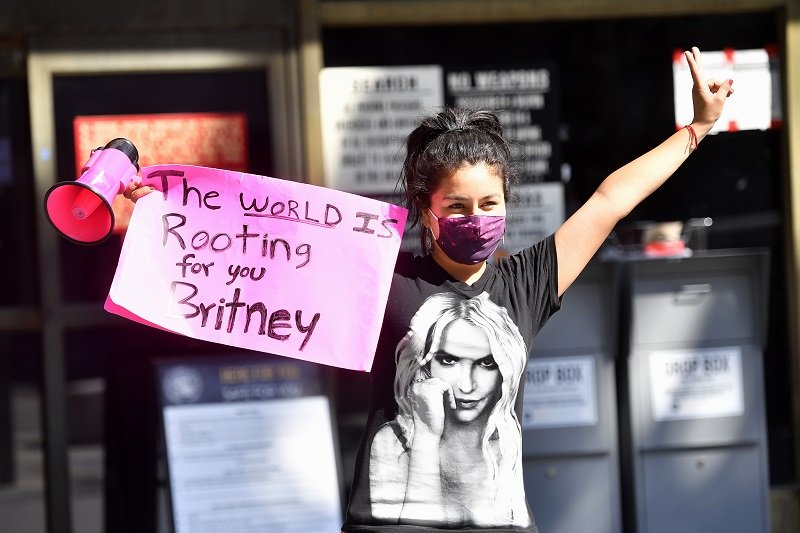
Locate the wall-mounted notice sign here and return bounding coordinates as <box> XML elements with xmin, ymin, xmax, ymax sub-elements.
<box><xmin>320</xmin><ymin>66</ymin><xmax>444</xmax><ymax>193</ymax></box>
<box><xmin>106</xmin><ymin>165</ymin><xmax>407</xmax><ymax>371</ymax></box>
<box><xmin>74</xmin><ymin>112</ymin><xmax>250</xmax><ymax>234</ymax></box>
<box><xmin>73</xmin><ymin>113</ymin><xmax>250</xmax><ymax>176</ymax></box>
<box><xmin>673</xmin><ymin>47</ymin><xmax>780</xmax><ymax>133</ymax></box>
<box><xmin>156</xmin><ymin>357</ymin><xmax>342</xmax><ymax>533</ymax></box>
<box><xmin>649</xmin><ymin>346</ymin><xmax>744</xmax><ymax>421</ymax></box>
<box><xmin>500</xmin><ymin>182</ymin><xmax>564</xmax><ymax>255</ymax></box>
<box><xmin>445</xmin><ymin>66</ymin><xmax>560</xmax><ymax>183</ymax></box>
<box><xmin>522</xmin><ymin>355</ymin><xmax>598</xmax><ymax>429</ymax></box>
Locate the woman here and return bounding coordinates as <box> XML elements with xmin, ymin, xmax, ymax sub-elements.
<box><xmin>370</xmin><ymin>293</ymin><xmax>529</xmax><ymax>526</ymax></box>
<box><xmin>341</xmin><ymin>48</ymin><xmax>731</xmax><ymax>532</ymax></box>
<box><xmin>127</xmin><ymin>48</ymin><xmax>731</xmax><ymax>532</ymax></box>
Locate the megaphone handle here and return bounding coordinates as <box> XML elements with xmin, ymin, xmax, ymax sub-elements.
<box><xmin>115</xmin><ymin>164</ymin><xmax>139</xmax><ymax>194</ymax></box>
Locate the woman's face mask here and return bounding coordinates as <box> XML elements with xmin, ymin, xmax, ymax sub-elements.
<box><xmin>429</xmin><ymin>209</ymin><xmax>506</xmax><ymax>265</ymax></box>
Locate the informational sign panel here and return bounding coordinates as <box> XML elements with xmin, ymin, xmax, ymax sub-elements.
<box><xmin>673</xmin><ymin>48</ymin><xmax>780</xmax><ymax>133</ymax></box>
<box><xmin>445</xmin><ymin>65</ymin><xmax>560</xmax><ymax>182</ymax></box>
<box><xmin>320</xmin><ymin>66</ymin><xmax>444</xmax><ymax>193</ymax></box>
<box><xmin>522</xmin><ymin>355</ymin><xmax>598</xmax><ymax>429</ymax></box>
<box><xmin>156</xmin><ymin>357</ymin><xmax>341</xmax><ymax>533</ymax></box>
<box><xmin>649</xmin><ymin>346</ymin><xmax>744</xmax><ymax>421</ymax></box>
<box><xmin>106</xmin><ymin>165</ymin><xmax>407</xmax><ymax>371</ymax></box>
<box><xmin>500</xmin><ymin>182</ymin><xmax>564</xmax><ymax>255</ymax></box>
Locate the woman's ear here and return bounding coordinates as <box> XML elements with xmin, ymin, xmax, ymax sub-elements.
<box><xmin>419</xmin><ymin>203</ymin><xmax>431</xmax><ymax>229</ymax></box>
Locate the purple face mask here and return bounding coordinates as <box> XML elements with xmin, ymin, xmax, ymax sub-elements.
<box><xmin>429</xmin><ymin>209</ymin><xmax>506</xmax><ymax>265</ymax></box>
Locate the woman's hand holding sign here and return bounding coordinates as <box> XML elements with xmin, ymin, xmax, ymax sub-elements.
<box><xmin>123</xmin><ymin>180</ymin><xmax>154</xmax><ymax>203</ymax></box>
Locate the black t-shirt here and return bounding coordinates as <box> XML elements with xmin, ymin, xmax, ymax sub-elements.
<box><xmin>343</xmin><ymin>235</ymin><xmax>561</xmax><ymax>533</ymax></box>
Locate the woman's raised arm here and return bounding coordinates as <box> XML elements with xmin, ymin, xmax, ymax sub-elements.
<box><xmin>554</xmin><ymin>47</ymin><xmax>733</xmax><ymax>296</ymax></box>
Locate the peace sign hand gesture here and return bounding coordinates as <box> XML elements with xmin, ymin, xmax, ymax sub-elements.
<box><xmin>684</xmin><ymin>46</ymin><xmax>734</xmax><ymax>134</ymax></box>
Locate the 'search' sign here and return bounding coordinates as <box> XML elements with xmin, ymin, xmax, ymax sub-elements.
<box><xmin>105</xmin><ymin>165</ymin><xmax>408</xmax><ymax>371</ymax></box>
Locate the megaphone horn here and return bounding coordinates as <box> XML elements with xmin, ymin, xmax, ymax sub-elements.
<box><xmin>44</xmin><ymin>138</ymin><xmax>140</xmax><ymax>245</ymax></box>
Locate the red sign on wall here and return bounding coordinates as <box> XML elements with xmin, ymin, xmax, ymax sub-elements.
<box><xmin>73</xmin><ymin>112</ymin><xmax>250</xmax><ymax>232</ymax></box>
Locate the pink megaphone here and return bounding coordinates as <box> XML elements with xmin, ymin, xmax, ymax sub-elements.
<box><xmin>44</xmin><ymin>138</ymin><xmax>140</xmax><ymax>245</ymax></box>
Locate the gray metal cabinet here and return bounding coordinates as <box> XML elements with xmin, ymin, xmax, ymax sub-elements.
<box><xmin>523</xmin><ymin>262</ymin><xmax>622</xmax><ymax>533</ymax></box>
<box><xmin>620</xmin><ymin>251</ymin><xmax>770</xmax><ymax>533</ymax></box>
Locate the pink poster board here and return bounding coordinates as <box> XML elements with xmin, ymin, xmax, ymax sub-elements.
<box><xmin>106</xmin><ymin>165</ymin><xmax>407</xmax><ymax>371</ymax></box>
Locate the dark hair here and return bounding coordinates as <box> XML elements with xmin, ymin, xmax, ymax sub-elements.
<box><xmin>400</xmin><ymin>108</ymin><xmax>513</xmax><ymax>253</ymax></box>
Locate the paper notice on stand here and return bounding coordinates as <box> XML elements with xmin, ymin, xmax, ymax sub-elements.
<box><xmin>157</xmin><ymin>358</ymin><xmax>342</xmax><ymax>533</ymax></box>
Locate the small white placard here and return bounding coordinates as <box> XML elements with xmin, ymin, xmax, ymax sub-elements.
<box><xmin>673</xmin><ymin>48</ymin><xmax>777</xmax><ymax>133</ymax></box>
<box><xmin>649</xmin><ymin>346</ymin><xmax>744</xmax><ymax>421</ymax></box>
<box><xmin>501</xmin><ymin>182</ymin><xmax>565</xmax><ymax>255</ymax></box>
<box><xmin>320</xmin><ymin>65</ymin><xmax>444</xmax><ymax>193</ymax></box>
<box><xmin>164</xmin><ymin>397</ymin><xmax>342</xmax><ymax>533</ymax></box>
<box><xmin>522</xmin><ymin>355</ymin><xmax>598</xmax><ymax>429</ymax></box>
